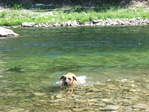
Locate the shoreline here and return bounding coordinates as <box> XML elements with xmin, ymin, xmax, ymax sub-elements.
<box><xmin>1</xmin><ymin>18</ymin><xmax>149</xmax><ymax>38</ymax></box>
<box><xmin>2</xmin><ymin>17</ymin><xmax>149</xmax><ymax>28</ymax></box>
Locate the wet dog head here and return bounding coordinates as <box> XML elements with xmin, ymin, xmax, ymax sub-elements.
<box><xmin>60</xmin><ymin>72</ymin><xmax>77</xmax><ymax>86</ymax></box>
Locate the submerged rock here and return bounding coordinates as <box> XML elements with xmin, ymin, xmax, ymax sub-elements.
<box><xmin>132</xmin><ymin>103</ymin><xmax>149</xmax><ymax>110</ymax></box>
<box><xmin>33</xmin><ymin>92</ymin><xmax>45</xmax><ymax>96</ymax></box>
<box><xmin>0</xmin><ymin>27</ymin><xmax>19</xmax><ymax>38</ymax></box>
<box><xmin>9</xmin><ymin>108</ymin><xmax>24</xmax><ymax>112</ymax></box>
<box><xmin>99</xmin><ymin>105</ymin><xmax>120</xmax><ymax>111</ymax></box>
<box><xmin>55</xmin><ymin>93</ymin><xmax>64</xmax><ymax>99</ymax></box>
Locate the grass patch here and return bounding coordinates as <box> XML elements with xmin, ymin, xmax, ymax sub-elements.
<box><xmin>0</xmin><ymin>6</ymin><xmax>149</xmax><ymax>26</ymax></box>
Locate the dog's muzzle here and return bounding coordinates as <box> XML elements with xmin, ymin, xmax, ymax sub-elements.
<box><xmin>64</xmin><ymin>82</ymin><xmax>68</xmax><ymax>86</ymax></box>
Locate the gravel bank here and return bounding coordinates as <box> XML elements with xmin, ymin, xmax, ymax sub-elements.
<box><xmin>3</xmin><ymin>17</ymin><xmax>149</xmax><ymax>28</ymax></box>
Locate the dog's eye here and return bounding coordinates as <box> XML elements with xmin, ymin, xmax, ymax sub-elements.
<box><xmin>68</xmin><ymin>78</ymin><xmax>71</xmax><ymax>81</ymax></box>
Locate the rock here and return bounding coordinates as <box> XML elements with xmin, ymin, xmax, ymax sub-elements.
<box><xmin>22</xmin><ymin>22</ymin><xmax>35</xmax><ymax>27</ymax></box>
<box><xmin>84</xmin><ymin>21</ymin><xmax>93</xmax><ymax>26</ymax></box>
<box><xmin>72</xmin><ymin>108</ymin><xmax>84</xmax><ymax>112</ymax></box>
<box><xmin>0</xmin><ymin>27</ymin><xmax>19</xmax><ymax>38</ymax></box>
<box><xmin>61</xmin><ymin>21</ymin><xmax>79</xmax><ymax>27</ymax></box>
<box><xmin>55</xmin><ymin>93</ymin><xmax>63</xmax><ymax>99</ymax></box>
<box><xmin>99</xmin><ymin>105</ymin><xmax>119</xmax><ymax>111</ymax></box>
<box><xmin>53</xmin><ymin>23</ymin><xmax>61</xmax><ymax>27</ymax></box>
<box><xmin>75</xmin><ymin>99</ymin><xmax>87</xmax><ymax>103</ymax></box>
<box><xmin>33</xmin><ymin>92</ymin><xmax>45</xmax><ymax>96</ymax></box>
<box><xmin>61</xmin><ymin>21</ymin><xmax>72</xmax><ymax>26</ymax></box>
<box><xmin>132</xmin><ymin>103</ymin><xmax>148</xmax><ymax>110</ymax></box>
<box><xmin>120</xmin><ymin>79</ymin><xmax>128</xmax><ymax>83</ymax></box>
<box><xmin>95</xmin><ymin>22</ymin><xmax>102</xmax><ymax>26</ymax></box>
<box><xmin>86</xmin><ymin>92</ymin><xmax>97</xmax><ymax>95</ymax></box>
<box><xmin>9</xmin><ymin>108</ymin><xmax>24</xmax><ymax>112</ymax></box>
<box><xmin>88</xmin><ymin>87</ymin><xmax>100</xmax><ymax>92</ymax></box>
<box><xmin>111</xmin><ymin>21</ymin><xmax>119</xmax><ymax>25</ymax></box>
<box><xmin>50</xmin><ymin>95</ymin><xmax>55</xmax><ymax>100</ymax></box>
<box><xmin>71</xmin><ymin>20</ymin><xmax>80</xmax><ymax>26</ymax></box>
<box><xmin>145</xmin><ymin>18</ymin><xmax>149</xmax><ymax>24</ymax></box>
<box><xmin>58</xmin><ymin>109</ymin><xmax>72</xmax><ymax>112</ymax></box>
<box><xmin>91</xmin><ymin>102</ymin><xmax>105</xmax><ymax>107</ymax></box>
<box><xmin>92</xmin><ymin>20</ymin><xmax>100</xmax><ymax>24</ymax></box>
<box><xmin>102</xmin><ymin>99</ymin><xmax>112</xmax><ymax>103</ymax></box>
<box><xmin>143</xmin><ymin>84</ymin><xmax>149</xmax><ymax>89</ymax></box>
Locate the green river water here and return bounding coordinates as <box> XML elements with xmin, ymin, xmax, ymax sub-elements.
<box><xmin>0</xmin><ymin>26</ymin><xmax>149</xmax><ymax>111</ymax></box>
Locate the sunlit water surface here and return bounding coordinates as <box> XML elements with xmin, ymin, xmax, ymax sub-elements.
<box><xmin>0</xmin><ymin>26</ymin><xmax>149</xmax><ymax>110</ymax></box>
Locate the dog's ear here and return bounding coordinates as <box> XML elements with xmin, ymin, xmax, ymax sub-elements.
<box><xmin>60</xmin><ymin>76</ymin><xmax>65</xmax><ymax>80</ymax></box>
<box><xmin>73</xmin><ymin>76</ymin><xmax>77</xmax><ymax>81</ymax></box>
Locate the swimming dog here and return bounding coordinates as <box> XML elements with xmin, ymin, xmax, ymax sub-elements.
<box><xmin>60</xmin><ymin>72</ymin><xmax>78</xmax><ymax>95</ymax></box>
<box><xmin>60</xmin><ymin>72</ymin><xmax>78</xmax><ymax>87</ymax></box>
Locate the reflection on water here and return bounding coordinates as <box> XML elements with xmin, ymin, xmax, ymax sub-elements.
<box><xmin>0</xmin><ymin>26</ymin><xmax>149</xmax><ymax>111</ymax></box>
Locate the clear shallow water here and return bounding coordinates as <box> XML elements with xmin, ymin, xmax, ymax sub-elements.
<box><xmin>0</xmin><ymin>26</ymin><xmax>149</xmax><ymax>110</ymax></box>
<box><xmin>0</xmin><ymin>26</ymin><xmax>149</xmax><ymax>81</ymax></box>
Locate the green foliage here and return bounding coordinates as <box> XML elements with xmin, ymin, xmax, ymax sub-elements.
<box><xmin>0</xmin><ymin>7</ymin><xmax>149</xmax><ymax>26</ymax></box>
<box><xmin>73</xmin><ymin>5</ymin><xmax>86</xmax><ymax>12</ymax></box>
<box><xmin>11</xmin><ymin>4</ymin><xmax>31</xmax><ymax>10</ymax></box>
<box><xmin>11</xmin><ymin>4</ymin><xmax>23</xmax><ymax>10</ymax></box>
<box><xmin>0</xmin><ymin>11</ymin><xmax>7</xmax><ymax>18</ymax></box>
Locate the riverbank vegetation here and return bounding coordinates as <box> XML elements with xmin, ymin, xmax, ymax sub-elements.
<box><xmin>0</xmin><ymin>5</ymin><xmax>149</xmax><ymax>26</ymax></box>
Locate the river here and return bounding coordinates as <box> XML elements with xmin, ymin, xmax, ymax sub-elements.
<box><xmin>0</xmin><ymin>26</ymin><xmax>149</xmax><ymax>111</ymax></box>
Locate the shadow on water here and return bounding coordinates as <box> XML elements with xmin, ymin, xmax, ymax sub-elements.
<box><xmin>6</xmin><ymin>67</ymin><xmax>24</xmax><ymax>73</ymax></box>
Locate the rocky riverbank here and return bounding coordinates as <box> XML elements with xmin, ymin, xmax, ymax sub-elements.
<box><xmin>1</xmin><ymin>17</ymin><xmax>149</xmax><ymax>38</ymax></box>
<box><xmin>3</xmin><ymin>17</ymin><xmax>149</xmax><ymax>28</ymax></box>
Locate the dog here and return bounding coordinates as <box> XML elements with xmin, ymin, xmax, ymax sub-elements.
<box><xmin>60</xmin><ymin>72</ymin><xmax>78</xmax><ymax>95</ymax></box>
<box><xmin>60</xmin><ymin>72</ymin><xmax>78</xmax><ymax>87</ymax></box>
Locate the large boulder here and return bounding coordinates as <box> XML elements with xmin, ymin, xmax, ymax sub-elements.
<box><xmin>0</xmin><ymin>27</ymin><xmax>19</xmax><ymax>38</ymax></box>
